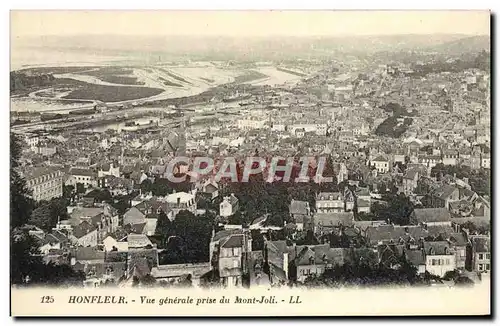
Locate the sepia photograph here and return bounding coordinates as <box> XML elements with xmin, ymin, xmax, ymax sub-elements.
<box><xmin>9</xmin><ymin>9</ymin><xmax>491</xmax><ymax>317</ymax></box>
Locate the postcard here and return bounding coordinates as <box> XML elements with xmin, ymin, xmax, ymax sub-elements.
<box><xmin>10</xmin><ymin>10</ymin><xmax>491</xmax><ymax>317</ymax></box>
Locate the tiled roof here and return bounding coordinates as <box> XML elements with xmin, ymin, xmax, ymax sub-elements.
<box><xmin>413</xmin><ymin>208</ymin><xmax>451</xmax><ymax>223</ymax></box>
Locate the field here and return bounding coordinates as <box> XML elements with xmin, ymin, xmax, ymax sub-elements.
<box><xmin>78</xmin><ymin>67</ymin><xmax>145</xmax><ymax>85</ymax></box>
<box><xmin>62</xmin><ymin>84</ymin><xmax>164</xmax><ymax>102</ymax></box>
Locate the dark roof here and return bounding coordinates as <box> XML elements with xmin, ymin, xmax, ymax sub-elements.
<box><xmin>365</xmin><ymin>225</ymin><xmax>428</xmax><ymax>245</ymax></box>
<box><xmin>431</xmin><ymin>184</ymin><xmax>458</xmax><ymax>200</ymax></box>
<box><xmin>74</xmin><ymin>246</ymin><xmax>105</xmax><ymax>261</ymax></box>
<box><xmin>413</xmin><ymin>208</ymin><xmax>451</xmax><ymax>223</ymax></box>
<box><xmin>292</xmin><ymin>244</ymin><xmax>348</xmax><ymax>266</ymax></box>
<box><xmin>404</xmin><ymin>168</ymin><xmax>420</xmax><ymax>180</ymax></box>
<box><xmin>426</xmin><ymin>225</ymin><xmax>455</xmax><ymax>238</ymax></box>
<box><xmin>222</xmin><ymin>234</ymin><xmax>244</xmax><ymax>249</ymax></box>
<box><xmin>72</xmin><ymin>221</ymin><xmax>97</xmax><ymax>238</ymax></box>
<box><xmin>212</xmin><ymin>229</ymin><xmax>241</xmax><ymax>242</ymax></box>
<box><xmin>423</xmin><ymin>241</ymin><xmax>453</xmax><ymax>255</ymax></box>
<box><xmin>25</xmin><ymin>167</ymin><xmax>59</xmax><ymax>181</ymax></box>
<box><xmin>314</xmin><ymin>212</ymin><xmax>354</xmax><ymax>227</ymax></box>
<box><xmin>69</xmin><ymin>168</ymin><xmax>96</xmax><ymax>177</ymax></box>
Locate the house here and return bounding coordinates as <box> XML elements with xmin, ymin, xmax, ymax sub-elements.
<box><xmin>25</xmin><ymin>167</ymin><xmax>64</xmax><ymax>202</ymax></box>
<box><xmin>404</xmin><ymin>249</ymin><xmax>427</xmax><ymax>275</ymax></box>
<box><xmin>315</xmin><ymin>192</ymin><xmax>343</xmax><ymax>213</ymax></box>
<box><xmin>314</xmin><ymin>212</ymin><xmax>355</xmax><ymax>234</ymax></box>
<box><xmin>264</xmin><ymin>240</ymin><xmax>291</xmax><ymax>285</ymax></box>
<box><xmin>66</xmin><ymin>168</ymin><xmax>97</xmax><ymax>188</ymax></box>
<box><xmin>343</xmin><ymin>187</ymin><xmax>355</xmax><ymax>211</ymax></box>
<box><xmin>71</xmin><ymin>221</ymin><xmax>98</xmax><ymax>247</ymax></box>
<box><xmin>448</xmin><ymin>233</ymin><xmax>468</xmax><ymax>270</ymax></box>
<box><xmin>428</xmin><ymin>184</ymin><xmax>460</xmax><ymax>209</ymax></box>
<box><xmin>38</xmin><ymin>230</ymin><xmax>69</xmax><ymax>255</ymax></box>
<box><xmin>372</xmin><ymin>156</ymin><xmax>390</xmax><ymax>174</ymax></box>
<box><xmin>442</xmin><ymin>150</ymin><xmax>459</xmax><ymax>166</ymax></box>
<box><xmin>123</xmin><ymin>206</ymin><xmax>146</xmax><ymax>226</ymax></box>
<box><xmin>402</xmin><ymin>168</ymin><xmax>420</xmax><ymax>195</ymax></box>
<box><xmin>289</xmin><ymin>200</ymin><xmax>311</xmax><ymax>231</ymax></box>
<box><xmin>97</xmin><ymin>163</ymin><xmax>120</xmax><ymax>178</ymax></box>
<box><xmin>411</xmin><ymin>208</ymin><xmax>452</xmax><ymax>227</ymax></box>
<box><xmin>357</xmin><ymin>198</ymin><xmax>371</xmax><ymax>214</ymax></box>
<box><xmin>220</xmin><ymin>194</ymin><xmax>239</xmax><ymax>217</ymax></box>
<box><xmin>198</xmin><ymin>179</ymin><xmax>219</xmax><ymax>200</ymax></box>
<box><xmin>423</xmin><ymin>241</ymin><xmax>456</xmax><ymax>277</ymax></box>
<box><xmin>332</xmin><ymin>163</ymin><xmax>348</xmax><ymax>184</ymax></box>
<box><xmin>469</xmin><ymin>236</ymin><xmax>490</xmax><ymax>274</ymax></box>
<box><xmin>210</xmin><ymin>230</ymin><xmax>252</xmax><ymax>288</ymax></box>
<box><xmin>150</xmin><ymin>263</ymin><xmax>212</xmax><ymax>287</ymax></box>
<box><xmin>166</xmin><ymin>192</ymin><xmax>197</xmax><ymax>216</ymax></box>
<box><xmin>481</xmin><ymin>153</ymin><xmax>490</xmax><ymax>169</ymax></box>
<box><xmin>355</xmin><ymin>187</ymin><xmax>371</xmax><ymax>213</ymax></box>
<box><xmin>102</xmin><ymin>235</ymin><xmax>128</xmax><ymax>252</ymax></box>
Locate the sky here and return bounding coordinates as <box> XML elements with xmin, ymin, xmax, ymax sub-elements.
<box><xmin>11</xmin><ymin>10</ymin><xmax>490</xmax><ymax>37</ymax></box>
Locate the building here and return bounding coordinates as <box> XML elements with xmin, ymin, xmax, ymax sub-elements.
<box><xmin>66</xmin><ymin>168</ymin><xmax>97</xmax><ymax>188</ymax></box>
<box><xmin>371</xmin><ymin>156</ymin><xmax>390</xmax><ymax>174</ymax></box>
<box><xmin>220</xmin><ymin>194</ymin><xmax>239</xmax><ymax>217</ymax></box>
<box><xmin>402</xmin><ymin>168</ymin><xmax>420</xmax><ymax>195</ymax></box>
<box><xmin>71</xmin><ymin>221</ymin><xmax>98</xmax><ymax>247</ymax></box>
<box><xmin>166</xmin><ymin>192</ymin><xmax>197</xmax><ymax>216</ymax></box>
<box><xmin>469</xmin><ymin>236</ymin><xmax>490</xmax><ymax>274</ymax></box>
<box><xmin>314</xmin><ymin>212</ymin><xmax>355</xmax><ymax>234</ymax></box>
<box><xmin>315</xmin><ymin>192</ymin><xmax>344</xmax><ymax>213</ymax></box>
<box><xmin>289</xmin><ymin>200</ymin><xmax>311</xmax><ymax>231</ymax></box>
<box><xmin>98</xmin><ymin>163</ymin><xmax>120</xmax><ymax>178</ymax></box>
<box><xmin>25</xmin><ymin>167</ymin><xmax>64</xmax><ymax>202</ymax></box>
<box><xmin>410</xmin><ymin>208</ymin><xmax>452</xmax><ymax>227</ymax></box>
<box><xmin>210</xmin><ymin>230</ymin><xmax>252</xmax><ymax>288</ymax></box>
<box><xmin>423</xmin><ymin>241</ymin><xmax>456</xmax><ymax>277</ymax></box>
<box><xmin>237</xmin><ymin>118</ymin><xmax>267</xmax><ymax>130</ymax></box>
<box><xmin>428</xmin><ymin>184</ymin><xmax>460</xmax><ymax>209</ymax></box>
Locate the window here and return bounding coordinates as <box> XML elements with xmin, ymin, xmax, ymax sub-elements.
<box><xmin>486</xmin><ymin>264</ymin><xmax>490</xmax><ymax>271</ymax></box>
<box><xmin>445</xmin><ymin>259</ymin><xmax>450</xmax><ymax>265</ymax></box>
<box><xmin>478</xmin><ymin>264</ymin><xmax>483</xmax><ymax>271</ymax></box>
<box><xmin>479</xmin><ymin>254</ymin><xmax>484</xmax><ymax>260</ymax></box>
<box><xmin>486</xmin><ymin>253</ymin><xmax>490</xmax><ymax>260</ymax></box>
<box><xmin>233</xmin><ymin>260</ymin><xmax>239</xmax><ymax>268</ymax></box>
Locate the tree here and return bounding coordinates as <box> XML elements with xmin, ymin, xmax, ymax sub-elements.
<box><xmin>29</xmin><ymin>198</ymin><xmax>69</xmax><ymax>232</ymax></box>
<box><xmin>158</xmin><ymin>210</ymin><xmax>214</xmax><ymax>264</ymax></box>
<box><xmin>75</xmin><ymin>182</ymin><xmax>86</xmax><ymax>194</ymax></box>
<box><xmin>372</xmin><ymin>194</ymin><xmax>414</xmax><ymax>225</ymax></box>
<box><xmin>63</xmin><ymin>185</ymin><xmax>75</xmax><ymax>200</ymax></box>
<box><xmin>11</xmin><ymin>133</ymin><xmax>34</xmax><ymax>228</ymax></box>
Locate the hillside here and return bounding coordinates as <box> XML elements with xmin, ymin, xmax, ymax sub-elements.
<box><xmin>428</xmin><ymin>35</ymin><xmax>490</xmax><ymax>55</ymax></box>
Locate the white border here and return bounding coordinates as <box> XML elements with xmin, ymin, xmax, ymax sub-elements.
<box><xmin>3</xmin><ymin>1</ymin><xmax>498</xmax><ymax>325</ymax></box>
